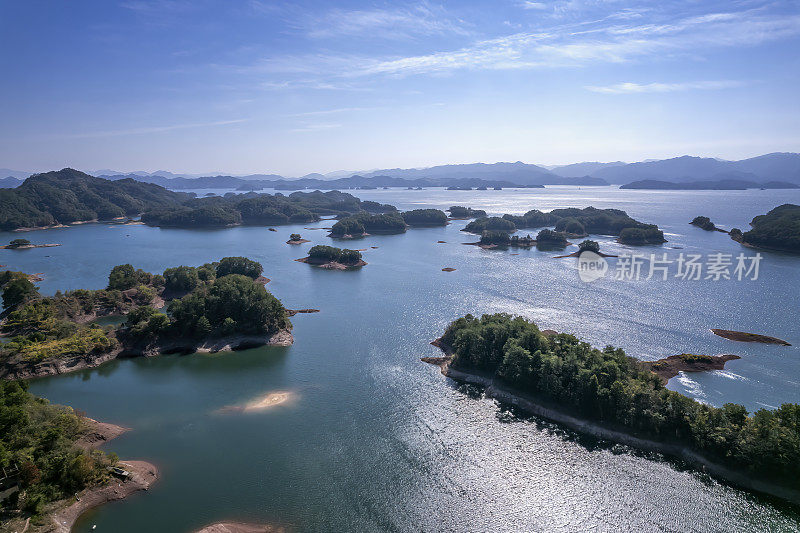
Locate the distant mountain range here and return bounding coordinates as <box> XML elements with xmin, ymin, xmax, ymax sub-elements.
<box><xmin>96</xmin><ymin>162</ymin><xmax>609</xmax><ymax>190</ymax></box>
<box><xmin>620</xmin><ymin>178</ymin><xmax>799</xmax><ymax>190</ymax></box>
<box><xmin>3</xmin><ymin>152</ymin><xmax>798</xmax><ymax>190</ymax></box>
<box><xmin>590</xmin><ymin>153</ymin><xmax>800</xmax><ymax>184</ymax></box>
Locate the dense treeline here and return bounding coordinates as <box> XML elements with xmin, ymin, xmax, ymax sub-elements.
<box><xmin>306</xmin><ymin>245</ymin><xmax>363</xmax><ymax>265</ymax></box>
<box><xmin>478</xmin><ymin>231</ymin><xmax>535</xmax><ymax>247</ymax></box>
<box><xmin>0</xmin><ymin>267</ymin><xmax>162</xmax><ymax>363</ymax></box>
<box><xmin>123</xmin><ymin>258</ymin><xmax>286</xmax><ymax>341</ymax></box>
<box><xmin>448</xmin><ymin>206</ymin><xmax>487</xmax><ymax>218</ymax></box>
<box><xmin>738</xmin><ymin>204</ymin><xmax>800</xmax><ymax>252</ymax></box>
<box><xmin>1</xmin><ymin>258</ymin><xmax>288</xmax><ymax>365</ymax></box>
<box><xmin>401</xmin><ymin>209</ymin><xmax>448</xmax><ymax>226</ymax></box>
<box><xmin>330</xmin><ymin>212</ymin><xmax>407</xmax><ymax>236</ymax></box>
<box><xmin>0</xmin><ymin>168</ymin><xmax>188</xmax><ymax>230</ymax></box>
<box><xmin>534</xmin><ymin>229</ymin><xmax>568</xmax><ymax>246</ymax></box>
<box><xmin>0</xmin><ymin>381</ymin><xmax>116</xmax><ymax>516</ymax></box>
<box><xmin>463</xmin><ymin>217</ymin><xmax>517</xmax><ymax>233</ymax></box>
<box><xmin>0</xmin><ymin>168</ymin><xmax>398</xmax><ymax>230</ymax></box>
<box><xmin>142</xmin><ymin>189</ymin><xmax>398</xmax><ymax>228</ymax></box>
<box><xmin>440</xmin><ymin>314</ymin><xmax>800</xmax><ymax>488</ymax></box>
<box><xmin>463</xmin><ymin>207</ymin><xmax>665</xmax><ymax>245</ymax></box>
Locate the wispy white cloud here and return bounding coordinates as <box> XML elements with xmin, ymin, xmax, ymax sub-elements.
<box><xmin>521</xmin><ymin>1</ymin><xmax>548</xmax><ymax>10</ymax></box>
<box><xmin>55</xmin><ymin>119</ymin><xmax>247</xmax><ymax>139</ymax></box>
<box><xmin>289</xmin><ymin>107</ymin><xmax>376</xmax><ymax>117</ymax></box>
<box><xmin>290</xmin><ymin>123</ymin><xmax>342</xmax><ymax>133</ymax></box>
<box><xmin>586</xmin><ymin>80</ymin><xmax>747</xmax><ymax>94</ymax></box>
<box><xmin>342</xmin><ymin>9</ymin><xmax>800</xmax><ymax>76</ymax></box>
<box><xmin>296</xmin><ymin>3</ymin><xmax>471</xmax><ymax>40</ymax></box>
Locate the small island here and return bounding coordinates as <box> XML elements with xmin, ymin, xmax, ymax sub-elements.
<box><xmin>712</xmin><ymin>329</ymin><xmax>791</xmax><ymax>345</ymax></box>
<box><xmin>0</xmin><ymin>257</ymin><xmax>294</xmax><ymax>380</ymax></box>
<box><xmin>286</xmin><ymin>233</ymin><xmax>310</xmax><ymax>245</ymax></box>
<box><xmin>553</xmin><ymin>239</ymin><xmax>617</xmax><ymax>258</ymax></box>
<box><xmin>448</xmin><ymin>206</ymin><xmax>487</xmax><ymax>219</ymax></box>
<box><xmin>296</xmin><ymin>245</ymin><xmax>366</xmax><ymax>270</ymax></box>
<box><xmin>1</xmin><ymin>238</ymin><xmax>61</xmax><ymax>250</ymax></box>
<box><xmin>689</xmin><ymin>216</ymin><xmax>729</xmax><ymax>233</ymax></box>
<box><xmin>423</xmin><ymin>313</ymin><xmax>800</xmax><ymax>505</ymax></box>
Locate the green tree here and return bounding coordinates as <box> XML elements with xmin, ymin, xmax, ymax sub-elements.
<box><xmin>2</xmin><ymin>277</ymin><xmax>37</xmax><ymax>310</ymax></box>
<box><xmin>216</xmin><ymin>257</ymin><xmax>263</xmax><ymax>279</ymax></box>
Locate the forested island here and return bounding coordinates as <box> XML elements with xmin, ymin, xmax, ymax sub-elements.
<box><xmin>425</xmin><ymin>313</ymin><xmax>800</xmax><ymax>504</ymax></box>
<box><xmin>329</xmin><ymin>209</ymin><xmax>448</xmax><ymax>237</ymax></box>
<box><xmin>0</xmin><ymin>168</ymin><xmax>398</xmax><ymax>231</ymax></box>
<box><xmin>296</xmin><ymin>245</ymin><xmax>366</xmax><ymax>269</ymax></box>
<box><xmin>462</xmin><ymin>207</ymin><xmax>666</xmax><ymax>245</ymax></box>
<box><xmin>730</xmin><ymin>203</ymin><xmax>800</xmax><ymax>253</ymax></box>
<box><xmin>448</xmin><ymin>206</ymin><xmax>487</xmax><ymax>219</ymax></box>
<box><xmin>0</xmin><ymin>257</ymin><xmax>293</xmax><ymax>380</ymax></box>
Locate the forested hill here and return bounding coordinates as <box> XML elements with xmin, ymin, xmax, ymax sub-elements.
<box><xmin>0</xmin><ymin>168</ymin><xmax>188</xmax><ymax>230</ymax></box>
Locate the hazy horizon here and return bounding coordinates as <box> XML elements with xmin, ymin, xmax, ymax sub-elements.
<box><xmin>2</xmin><ymin>0</ymin><xmax>799</xmax><ymax>175</ymax></box>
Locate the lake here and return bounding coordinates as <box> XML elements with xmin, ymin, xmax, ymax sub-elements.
<box><xmin>2</xmin><ymin>186</ymin><xmax>799</xmax><ymax>531</ymax></box>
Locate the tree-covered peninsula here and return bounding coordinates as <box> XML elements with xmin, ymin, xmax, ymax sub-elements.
<box><xmin>463</xmin><ymin>207</ymin><xmax>665</xmax><ymax>245</ymax></box>
<box><xmin>429</xmin><ymin>314</ymin><xmax>800</xmax><ymax>501</ymax></box>
<box><xmin>142</xmin><ymin>190</ymin><xmax>397</xmax><ymax>228</ymax></box>
<box><xmin>0</xmin><ymin>168</ymin><xmax>188</xmax><ymax>230</ymax></box>
<box><xmin>732</xmin><ymin>203</ymin><xmax>800</xmax><ymax>253</ymax></box>
<box><xmin>0</xmin><ymin>168</ymin><xmax>399</xmax><ymax>230</ymax></box>
<box><xmin>0</xmin><ymin>257</ymin><xmax>292</xmax><ymax>379</ymax></box>
<box><xmin>0</xmin><ymin>380</ymin><xmax>126</xmax><ymax>520</ymax></box>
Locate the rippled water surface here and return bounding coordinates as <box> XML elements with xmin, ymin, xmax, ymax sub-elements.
<box><xmin>3</xmin><ymin>186</ymin><xmax>800</xmax><ymax>532</ymax></box>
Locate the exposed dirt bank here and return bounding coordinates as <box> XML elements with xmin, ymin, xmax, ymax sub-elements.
<box><xmin>711</xmin><ymin>329</ymin><xmax>790</xmax><ymax>345</ymax></box>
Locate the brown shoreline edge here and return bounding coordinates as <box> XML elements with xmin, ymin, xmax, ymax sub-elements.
<box><xmin>295</xmin><ymin>257</ymin><xmax>367</xmax><ymax>270</ymax></box>
<box><xmin>195</xmin><ymin>522</ymin><xmax>284</xmax><ymax>532</ymax></box>
<box><xmin>711</xmin><ymin>329</ymin><xmax>791</xmax><ymax>346</ymax></box>
<box><xmin>0</xmin><ymin>329</ymin><xmax>294</xmax><ymax>381</ymax></box>
<box><xmin>422</xmin><ymin>339</ymin><xmax>800</xmax><ymax>506</ymax></box>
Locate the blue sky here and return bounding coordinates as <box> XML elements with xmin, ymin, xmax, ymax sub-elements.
<box><xmin>1</xmin><ymin>0</ymin><xmax>798</xmax><ymax>176</ymax></box>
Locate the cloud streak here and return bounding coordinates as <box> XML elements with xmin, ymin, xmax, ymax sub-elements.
<box><xmin>586</xmin><ymin>80</ymin><xmax>748</xmax><ymax>94</ymax></box>
<box><xmin>348</xmin><ymin>10</ymin><xmax>800</xmax><ymax>76</ymax></box>
<box><xmin>237</xmin><ymin>5</ymin><xmax>799</xmax><ymax>83</ymax></box>
<box><xmin>294</xmin><ymin>3</ymin><xmax>471</xmax><ymax>40</ymax></box>
<box><xmin>54</xmin><ymin>119</ymin><xmax>248</xmax><ymax>139</ymax></box>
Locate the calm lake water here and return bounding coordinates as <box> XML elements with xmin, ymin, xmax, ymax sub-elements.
<box><xmin>2</xmin><ymin>186</ymin><xmax>800</xmax><ymax>532</ymax></box>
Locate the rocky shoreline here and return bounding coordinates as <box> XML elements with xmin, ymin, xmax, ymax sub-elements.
<box><xmin>423</xmin><ymin>343</ymin><xmax>800</xmax><ymax>506</ymax></box>
<box><xmin>295</xmin><ymin>257</ymin><xmax>367</xmax><ymax>269</ymax></box>
<box><xmin>0</xmin><ymin>329</ymin><xmax>293</xmax><ymax>380</ymax></box>
<box><xmin>2</xmin><ymin>416</ymin><xmax>158</xmax><ymax>533</ymax></box>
